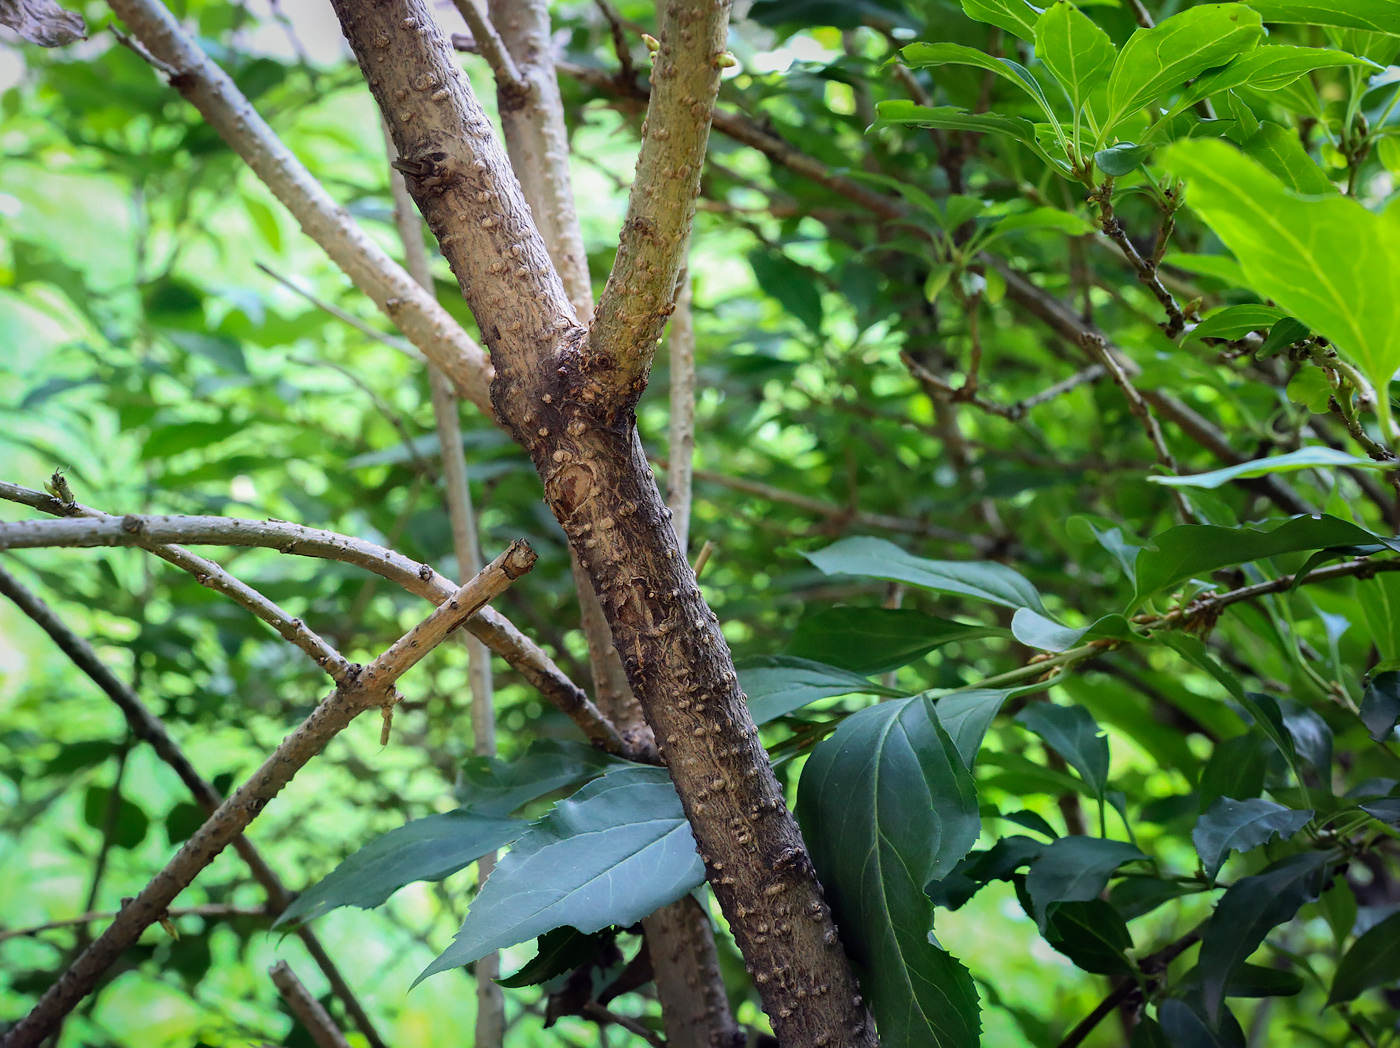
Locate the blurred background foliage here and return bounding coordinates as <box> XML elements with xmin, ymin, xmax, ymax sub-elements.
<box><xmin>2</xmin><ymin>0</ymin><xmax>1399</xmax><ymax>1045</ymax></box>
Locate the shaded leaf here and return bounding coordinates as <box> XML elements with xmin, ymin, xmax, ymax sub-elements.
<box><xmin>1024</xmin><ymin>836</ymin><xmax>1145</xmax><ymax>927</ymax></box>
<box><xmin>786</xmin><ymin>606</ymin><xmax>1005</xmax><ymax>675</ymax></box>
<box><xmin>1095</xmin><ymin>141</ymin><xmax>1153</xmax><ymax>175</ymax></box>
<box><xmin>738</xmin><ymin>655</ymin><xmax>905</xmax><ymax>725</ymax></box>
<box><xmin>1044</xmin><ymin>898</ymin><xmax>1134</xmax><ymax>975</ymax></box>
<box><xmin>1192</xmin><ymin>797</ymin><xmax>1313</xmax><ymax>883</ymax></box>
<box><xmin>807</xmin><ymin>536</ymin><xmax>1046</xmax><ymax>611</ymax></box>
<box><xmin>1199</xmin><ymin>734</ymin><xmax>1270</xmax><ymax>810</ymax></box>
<box><xmin>1197</xmin><ymin>851</ymin><xmax>1330</xmax><ymax>1022</ymax></box>
<box><xmin>797</xmin><ymin>697</ymin><xmax>982</xmax><ymax>1047</ymax></box>
<box><xmin>1015</xmin><ymin>702</ymin><xmax>1109</xmax><ymax>799</ymax></box>
<box><xmin>418</xmin><ymin>767</ymin><xmax>704</xmax><ymax>984</ymax></box>
<box><xmin>1187</xmin><ymin>304</ymin><xmax>1288</xmax><ymax>342</ymax></box>
<box><xmin>498</xmin><ymin>927</ymin><xmax>615</xmax><ymax>988</ymax></box>
<box><xmin>1360</xmin><ymin>671</ymin><xmax>1400</xmax><ymax>741</ymax></box>
<box><xmin>278</xmin><ymin>810</ymin><xmax>526</xmax><ymax>926</ymax></box>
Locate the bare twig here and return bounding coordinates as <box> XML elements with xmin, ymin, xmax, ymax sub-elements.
<box><xmin>449</xmin><ymin>0</ymin><xmax>524</xmax><ymax>94</ymax></box>
<box><xmin>255</xmin><ymin>262</ymin><xmax>422</xmax><ymax>362</ymax></box>
<box><xmin>582</xmin><ymin>1001</ymin><xmax>666</xmax><ymax>1048</ymax></box>
<box><xmin>269</xmin><ymin>961</ymin><xmax>352</xmax><ymax>1048</ymax></box>
<box><xmin>1090</xmin><ymin>180</ymin><xmax>1187</xmax><ymax>336</ymax></box>
<box><xmin>106</xmin><ymin>0</ymin><xmax>494</xmax><ymax>412</ymax></box>
<box><xmin>592</xmin><ymin>0</ymin><xmax>635</xmax><ymax>86</ymax></box>
<box><xmin>0</xmin><ymin>482</ymin><xmax>628</xmax><ymax>757</ymax></box>
<box><xmin>0</xmin><ymin>562</ymin><xmax>390</xmax><ymax>1048</ymax></box>
<box><xmin>3</xmin><ymin>544</ymin><xmax>535</xmax><ymax>1048</ymax></box>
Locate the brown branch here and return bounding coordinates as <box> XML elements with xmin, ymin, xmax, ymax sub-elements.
<box><xmin>338</xmin><ymin>0</ymin><xmax>877</xmax><ymax>1041</ymax></box>
<box><xmin>105</xmin><ymin>0</ymin><xmax>494</xmax><ymax>414</ymax></box>
<box><xmin>0</xmin><ymin>562</ymin><xmax>390</xmax><ymax>1048</ymax></box>
<box><xmin>588</xmin><ymin>2</ymin><xmax>730</xmax><ymax>402</ymax></box>
<box><xmin>269</xmin><ymin>961</ymin><xmax>352</xmax><ymax>1048</ymax></box>
<box><xmin>667</xmin><ymin>270</ymin><xmax>697</xmax><ymax>552</ymax></box>
<box><xmin>3</xmin><ymin>544</ymin><xmax>534</xmax><ymax>1048</ymax></box>
<box><xmin>450</xmin><ymin>0</ymin><xmax>524</xmax><ymax>94</ymax></box>
<box><xmin>1057</xmin><ymin>926</ymin><xmax>1202</xmax><ymax>1048</ymax></box>
<box><xmin>1090</xmin><ymin>180</ymin><xmax>1187</xmax><ymax>336</ymax></box>
<box><xmin>0</xmin><ymin>482</ymin><xmax>628</xmax><ymax>758</ymax></box>
<box><xmin>487</xmin><ymin>0</ymin><xmax>595</xmax><ymax>321</ymax></box>
<box><xmin>592</xmin><ymin>0</ymin><xmax>636</xmax><ymax>87</ymax></box>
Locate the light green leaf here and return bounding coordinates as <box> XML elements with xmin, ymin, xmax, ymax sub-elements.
<box><xmin>901</xmin><ymin>42</ymin><xmax>1056</xmax><ymax>117</ymax></box>
<box><xmin>1241</xmin><ymin>122</ymin><xmax>1336</xmax><ymax>195</ymax></box>
<box><xmin>806</xmin><ymin>536</ymin><xmax>1047</xmax><ymax>611</ymax></box>
<box><xmin>417</xmin><ymin>767</ymin><xmax>703</xmax><ymax>984</ymax></box>
<box><xmin>739</xmin><ymin>655</ymin><xmax>906</xmax><ymax>725</ymax></box>
<box><xmin>1246</xmin><ymin>0</ymin><xmax>1400</xmax><ymax>35</ymax></box>
<box><xmin>986</xmin><ymin>205</ymin><xmax>1095</xmax><ymax>240</ymax></box>
<box><xmin>1357</xmin><ymin>573</ymin><xmax>1400</xmax><ymax>661</ymax></box>
<box><xmin>1163</xmin><ymin>138</ymin><xmax>1400</xmax><ymax>397</ymax></box>
<box><xmin>1034</xmin><ymin>1</ymin><xmax>1116</xmax><ymax>111</ymax></box>
<box><xmin>1149</xmin><ymin>447</ymin><xmax>1396</xmax><ymax>489</ymax></box>
<box><xmin>797</xmin><ymin>697</ymin><xmax>982</xmax><ymax>1047</ymax></box>
<box><xmin>1104</xmin><ymin>5</ymin><xmax>1265</xmax><ymax>134</ymax></box>
<box><xmin>1187</xmin><ymin>303</ymin><xmax>1288</xmax><ymax>341</ymax></box>
<box><xmin>1286</xmin><ymin>368</ymin><xmax>1336</xmax><ymax>413</ymax></box>
<box><xmin>961</xmin><ymin>0</ymin><xmax>1043</xmax><ymax>39</ymax></box>
<box><xmin>1174</xmin><ymin>46</ymin><xmax>1373</xmax><ymax>114</ymax></box>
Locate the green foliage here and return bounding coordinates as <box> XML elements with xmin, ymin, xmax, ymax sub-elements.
<box><xmin>5</xmin><ymin>0</ymin><xmax>1400</xmax><ymax>1044</ymax></box>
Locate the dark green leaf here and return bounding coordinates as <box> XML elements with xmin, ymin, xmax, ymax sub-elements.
<box><xmin>277</xmin><ymin>810</ymin><xmax>527</xmax><ymax>926</ymax></box>
<box><xmin>1096</xmin><ymin>142</ymin><xmax>1153</xmax><ymax>176</ymax></box>
<box><xmin>807</xmin><ymin>536</ymin><xmax>1046</xmax><ymax>611</ymax></box>
<box><xmin>82</xmin><ymin>786</ymin><xmax>149</xmax><ymax>850</ymax></box>
<box><xmin>1024</xmin><ymin>836</ymin><xmax>1145</xmax><ymax>928</ymax></box>
<box><xmin>1044</xmin><ymin>898</ymin><xmax>1134</xmax><ymax>975</ymax></box>
<box><xmin>1256</xmin><ymin>317</ymin><xmax>1312</xmax><ymax>358</ymax></box>
<box><xmin>418</xmin><ymin>767</ymin><xmax>704</xmax><ymax>984</ymax></box>
<box><xmin>1133</xmin><ymin>515</ymin><xmax>1391</xmax><ymax>602</ymax></box>
<box><xmin>1192</xmin><ymin>797</ymin><xmax>1313</xmax><ymax>883</ymax></box>
<box><xmin>1015</xmin><ymin>702</ymin><xmax>1109</xmax><ymax>799</ymax></box>
<box><xmin>797</xmin><ymin>697</ymin><xmax>982</xmax><ymax>1047</ymax></box>
<box><xmin>1361</xmin><ymin>798</ymin><xmax>1400</xmax><ymax>824</ymax></box>
<box><xmin>1360</xmin><ymin>671</ymin><xmax>1400</xmax><ymax>741</ymax></box>
<box><xmin>498</xmin><ymin>927</ymin><xmax>615</xmax><ymax>988</ymax></box>
<box><xmin>738</xmin><ymin>655</ymin><xmax>905</xmax><ymax>725</ymax></box>
<box><xmin>786</xmin><ymin>606</ymin><xmax>1005</xmax><ymax>675</ymax></box>
<box><xmin>1109</xmin><ymin>875</ymin><xmax>1199</xmax><ymax>920</ymax></box>
<box><xmin>455</xmin><ymin>740</ymin><xmax>617</xmax><ymax>815</ymax></box>
<box><xmin>749</xmin><ymin>250</ymin><xmax>824</xmax><ymax>335</ymax></box>
<box><xmin>1199</xmin><ymin>734</ymin><xmax>1270</xmax><ymax>810</ymax></box>
<box><xmin>1328</xmin><ymin>910</ymin><xmax>1400</xmax><ymax>1004</ymax></box>
<box><xmin>934</xmin><ymin>688</ymin><xmax>1018</xmax><ymax>767</ymax></box>
<box><xmin>1158</xmin><ymin>996</ymin><xmax>1246</xmax><ymax>1048</ymax></box>
<box><xmin>1197</xmin><ymin>851</ymin><xmax>1330</xmax><ymax>1022</ymax></box>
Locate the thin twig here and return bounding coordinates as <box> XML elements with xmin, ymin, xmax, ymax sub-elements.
<box><xmin>3</xmin><ymin>544</ymin><xmax>535</xmax><ymax>1048</ymax></box>
<box><xmin>1090</xmin><ymin>181</ymin><xmax>1187</xmax><ymax>337</ymax></box>
<box><xmin>269</xmin><ymin>961</ymin><xmax>352</xmax><ymax>1048</ymax></box>
<box><xmin>449</xmin><ymin>0</ymin><xmax>525</xmax><ymax>94</ymax></box>
<box><xmin>1057</xmin><ymin>926</ymin><xmax>1202</xmax><ymax>1048</ymax></box>
<box><xmin>0</xmin><ymin>562</ymin><xmax>389</xmax><ymax>1048</ymax></box>
<box><xmin>0</xmin><ymin>481</ymin><xmax>628</xmax><ymax>754</ymax></box>
<box><xmin>256</xmin><ymin>262</ymin><xmax>423</xmax><ymax>362</ymax></box>
<box><xmin>582</xmin><ymin>1001</ymin><xmax>666</xmax><ymax>1048</ymax></box>
<box><xmin>592</xmin><ymin>0</ymin><xmax>635</xmax><ymax>86</ymax></box>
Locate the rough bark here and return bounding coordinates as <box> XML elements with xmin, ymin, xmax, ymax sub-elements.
<box><xmin>479</xmin><ymin>7</ymin><xmax>739</xmax><ymax>1041</ymax></box>
<box><xmin>333</xmin><ymin>1</ymin><xmax>877</xmax><ymax>1044</ymax></box>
